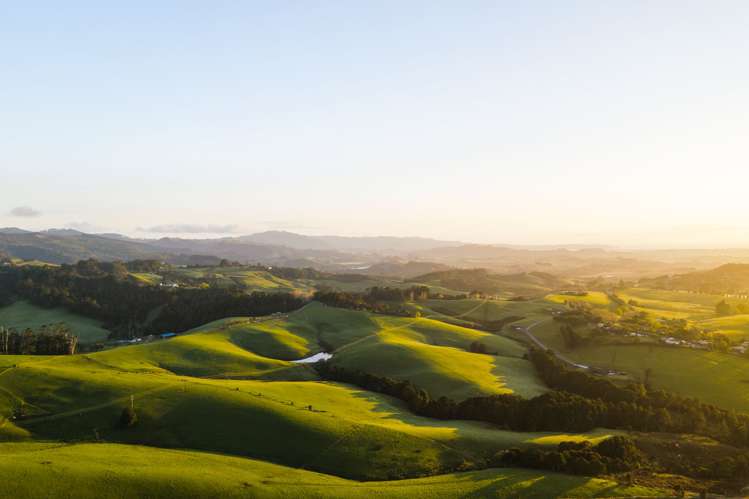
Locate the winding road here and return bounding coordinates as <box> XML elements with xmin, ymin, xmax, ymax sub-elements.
<box><xmin>520</xmin><ymin>320</ymin><xmax>590</xmax><ymax>370</ymax></box>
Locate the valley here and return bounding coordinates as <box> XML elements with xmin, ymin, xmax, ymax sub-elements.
<box><xmin>3</xmin><ymin>257</ymin><xmax>749</xmax><ymax>496</ymax></box>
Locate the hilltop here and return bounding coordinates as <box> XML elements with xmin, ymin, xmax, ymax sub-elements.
<box><xmin>8</xmin><ymin>228</ymin><xmax>749</xmax><ymax>279</ymax></box>
<box><xmin>644</xmin><ymin>263</ymin><xmax>749</xmax><ymax>294</ymax></box>
<box><xmin>409</xmin><ymin>268</ymin><xmax>571</xmax><ymax>297</ymax></box>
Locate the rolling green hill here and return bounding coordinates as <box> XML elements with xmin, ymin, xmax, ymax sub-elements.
<box><xmin>643</xmin><ymin>263</ymin><xmax>749</xmax><ymax>295</ymax></box>
<box><xmin>545</xmin><ymin>342</ymin><xmax>749</xmax><ymax>413</ymax></box>
<box><xmin>419</xmin><ymin>298</ymin><xmax>553</xmax><ymax>324</ymax></box>
<box><xmin>0</xmin><ymin>304</ymin><xmax>609</xmax><ymax>483</ymax></box>
<box><xmin>409</xmin><ymin>269</ymin><xmax>570</xmax><ymax>297</ymax></box>
<box><xmin>701</xmin><ymin>314</ymin><xmax>749</xmax><ymax>340</ymax></box>
<box><xmin>0</xmin><ymin>442</ymin><xmax>666</xmax><ymax>499</ymax></box>
<box><xmin>307</xmin><ymin>303</ymin><xmax>547</xmax><ymax>400</ymax></box>
<box><xmin>0</xmin><ymin>301</ymin><xmax>110</xmax><ymax>343</ymax></box>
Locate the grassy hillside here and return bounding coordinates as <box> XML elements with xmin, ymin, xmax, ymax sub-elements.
<box><xmin>409</xmin><ymin>269</ymin><xmax>570</xmax><ymax>297</ymax></box>
<box><xmin>0</xmin><ymin>301</ymin><xmax>110</xmax><ymax>343</ymax></box>
<box><xmin>419</xmin><ymin>298</ymin><xmax>553</xmax><ymax>324</ymax></box>
<box><xmin>159</xmin><ymin>267</ymin><xmax>313</xmax><ymax>293</ymax></box>
<box><xmin>330</xmin><ymin>311</ymin><xmax>547</xmax><ymax>400</ymax></box>
<box><xmin>0</xmin><ymin>306</ymin><xmax>608</xmax><ymax>482</ymax></box>
<box><xmin>0</xmin><ymin>300</ymin><xmax>712</xmax><ymax>496</ymax></box>
<box><xmin>0</xmin><ymin>442</ymin><xmax>667</xmax><ymax>499</ymax></box>
<box><xmin>616</xmin><ymin>288</ymin><xmax>720</xmax><ymax>320</ymax></box>
<box><xmin>701</xmin><ymin>314</ymin><xmax>749</xmax><ymax>339</ymax></box>
<box><xmin>131</xmin><ymin>272</ymin><xmax>162</xmax><ymax>285</ymax></box>
<box><xmin>546</xmin><ymin>291</ymin><xmax>613</xmax><ymax>309</ymax></box>
<box><xmin>644</xmin><ymin>263</ymin><xmax>749</xmax><ymax>294</ymax></box>
<box><xmin>534</xmin><ymin>338</ymin><xmax>749</xmax><ymax>413</ymax></box>
<box><xmin>142</xmin><ymin>265</ymin><xmax>437</xmax><ymax>294</ymax></box>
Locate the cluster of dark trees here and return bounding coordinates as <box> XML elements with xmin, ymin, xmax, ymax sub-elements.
<box><xmin>716</xmin><ymin>299</ymin><xmax>749</xmax><ymax>317</ymax></box>
<box><xmin>529</xmin><ymin>349</ymin><xmax>749</xmax><ymax>446</ymax></box>
<box><xmin>316</xmin><ymin>361</ymin><xmax>611</xmax><ymax>431</ymax></box>
<box><xmin>124</xmin><ymin>259</ymin><xmax>166</xmax><ymax>273</ymax></box>
<box><xmin>0</xmin><ymin>324</ymin><xmax>77</xmax><ymax>355</ymax></box>
<box><xmin>468</xmin><ymin>341</ymin><xmax>494</xmax><ymax>354</ymax></box>
<box><xmin>0</xmin><ymin>260</ymin><xmax>306</xmax><ymax>339</ymax></box>
<box><xmin>493</xmin><ymin>437</ymin><xmax>643</xmax><ymax>476</ymax></box>
<box><xmin>313</xmin><ymin>286</ymin><xmax>432</xmax><ymax>316</ymax></box>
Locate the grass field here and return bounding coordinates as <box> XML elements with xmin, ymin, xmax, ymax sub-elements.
<box><xmin>0</xmin><ymin>300</ymin><xmax>703</xmax><ymax>496</ymax></box>
<box><xmin>0</xmin><ymin>304</ymin><xmax>610</xmax><ymax>482</ymax></box>
<box><xmin>546</xmin><ymin>291</ymin><xmax>613</xmax><ymax>309</ymax></box>
<box><xmin>546</xmin><ymin>341</ymin><xmax>749</xmax><ymax>412</ymax></box>
<box><xmin>613</xmin><ymin>288</ymin><xmax>749</xmax><ymax>340</ymax></box>
<box><xmin>131</xmin><ymin>272</ymin><xmax>162</xmax><ymax>285</ymax></box>
<box><xmin>701</xmin><ymin>314</ymin><xmax>749</xmax><ymax>340</ymax></box>
<box><xmin>327</xmin><ymin>309</ymin><xmax>547</xmax><ymax>400</ymax></box>
<box><xmin>153</xmin><ymin>266</ymin><xmax>445</xmax><ymax>294</ymax></box>
<box><xmin>0</xmin><ymin>442</ymin><xmax>667</xmax><ymax>499</ymax></box>
<box><xmin>0</xmin><ymin>301</ymin><xmax>110</xmax><ymax>343</ymax></box>
<box><xmin>420</xmin><ymin>298</ymin><xmax>553</xmax><ymax>323</ymax></box>
<box><xmin>616</xmin><ymin>288</ymin><xmax>717</xmax><ymax>319</ymax></box>
<box><xmin>163</xmin><ymin>267</ymin><xmax>313</xmax><ymax>292</ymax></box>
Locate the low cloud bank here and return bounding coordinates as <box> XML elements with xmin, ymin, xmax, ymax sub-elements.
<box><xmin>9</xmin><ymin>206</ymin><xmax>41</xmax><ymax>218</ymax></box>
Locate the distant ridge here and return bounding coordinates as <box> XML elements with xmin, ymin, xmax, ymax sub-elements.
<box><xmin>0</xmin><ymin>227</ymin><xmax>32</xmax><ymax>235</ymax></box>
<box><xmin>239</xmin><ymin>230</ymin><xmax>463</xmax><ymax>253</ymax></box>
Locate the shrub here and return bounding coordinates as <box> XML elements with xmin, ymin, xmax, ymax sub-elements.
<box><xmin>119</xmin><ymin>406</ymin><xmax>138</xmax><ymax>428</ymax></box>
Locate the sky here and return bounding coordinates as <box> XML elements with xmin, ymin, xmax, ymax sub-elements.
<box><xmin>1</xmin><ymin>1</ymin><xmax>748</xmax><ymax>247</ymax></box>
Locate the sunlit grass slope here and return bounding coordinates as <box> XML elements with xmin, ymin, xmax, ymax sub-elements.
<box><xmin>420</xmin><ymin>298</ymin><xmax>552</xmax><ymax>324</ymax></box>
<box><xmin>331</xmin><ymin>311</ymin><xmax>547</xmax><ymax>400</ymax></box>
<box><xmin>0</xmin><ymin>442</ymin><xmax>667</xmax><ymax>499</ymax></box>
<box><xmin>617</xmin><ymin>288</ymin><xmax>718</xmax><ymax>319</ymax></box>
<box><xmin>0</xmin><ymin>300</ymin><xmax>110</xmax><ymax>343</ymax></box>
<box><xmin>0</xmin><ymin>349</ymin><xmax>607</xmax><ymax>480</ymax></box>
<box><xmin>546</xmin><ymin>291</ymin><xmax>612</xmax><ymax>308</ymax></box>
<box><xmin>701</xmin><ymin>314</ymin><xmax>749</xmax><ymax>340</ymax></box>
<box><xmin>0</xmin><ymin>304</ymin><xmax>612</xmax><ymax>481</ymax></box>
<box><xmin>131</xmin><ymin>272</ymin><xmax>162</xmax><ymax>285</ymax></box>
<box><xmin>161</xmin><ymin>267</ymin><xmax>312</xmax><ymax>293</ymax></box>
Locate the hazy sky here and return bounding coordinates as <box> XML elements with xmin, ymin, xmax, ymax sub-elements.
<box><xmin>2</xmin><ymin>1</ymin><xmax>748</xmax><ymax>247</ymax></box>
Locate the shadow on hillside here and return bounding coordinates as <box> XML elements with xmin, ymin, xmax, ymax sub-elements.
<box><xmin>285</xmin><ymin>303</ymin><xmax>380</xmax><ymax>351</ymax></box>
<box><xmin>458</xmin><ymin>470</ymin><xmax>622</xmax><ymax>498</ymax></box>
<box><xmin>345</xmin><ymin>385</ymin><xmax>497</xmax><ymax>441</ymax></box>
<box><xmin>489</xmin><ymin>355</ymin><xmax>548</xmax><ymax>400</ymax></box>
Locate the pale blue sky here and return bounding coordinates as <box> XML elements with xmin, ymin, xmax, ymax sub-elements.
<box><xmin>2</xmin><ymin>1</ymin><xmax>748</xmax><ymax>246</ymax></box>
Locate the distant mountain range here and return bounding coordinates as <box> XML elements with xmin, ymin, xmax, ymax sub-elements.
<box><xmin>236</xmin><ymin>231</ymin><xmax>462</xmax><ymax>253</ymax></box>
<box><xmin>0</xmin><ymin>228</ymin><xmax>461</xmax><ymax>274</ymax></box>
<box><xmin>5</xmin><ymin>227</ymin><xmax>749</xmax><ymax>279</ymax></box>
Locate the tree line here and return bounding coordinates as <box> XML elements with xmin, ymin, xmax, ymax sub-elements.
<box><xmin>316</xmin><ymin>349</ymin><xmax>749</xmax><ymax>447</ymax></box>
<box><xmin>0</xmin><ymin>260</ymin><xmax>306</xmax><ymax>339</ymax></box>
<box><xmin>493</xmin><ymin>437</ymin><xmax>644</xmax><ymax>477</ymax></box>
<box><xmin>0</xmin><ymin>324</ymin><xmax>77</xmax><ymax>355</ymax></box>
<box><xmin>315</xmin><ymin>355</ymin><xmax>749</xmax><ymax>486</ymax></box>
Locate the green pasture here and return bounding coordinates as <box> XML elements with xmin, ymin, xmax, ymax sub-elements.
<box><xmin>0</xmin><ymin>301</ymin><xmax>110</xmax><ymax>343</ymax></box>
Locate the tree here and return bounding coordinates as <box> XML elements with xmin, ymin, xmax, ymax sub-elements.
<box><xmin>119</xmin><ymin>398</ymin><xmax>138</xmax><ymax>428</ymax></box>
<box><xmin>716</xmin><ymin>300</ymin><xmax>733</xmax><ymax>316</ymax></box>
<box><xmin>469</xmin><ymin>341</ymin><xmax>488</xmax><ymax>354</ymax></box>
